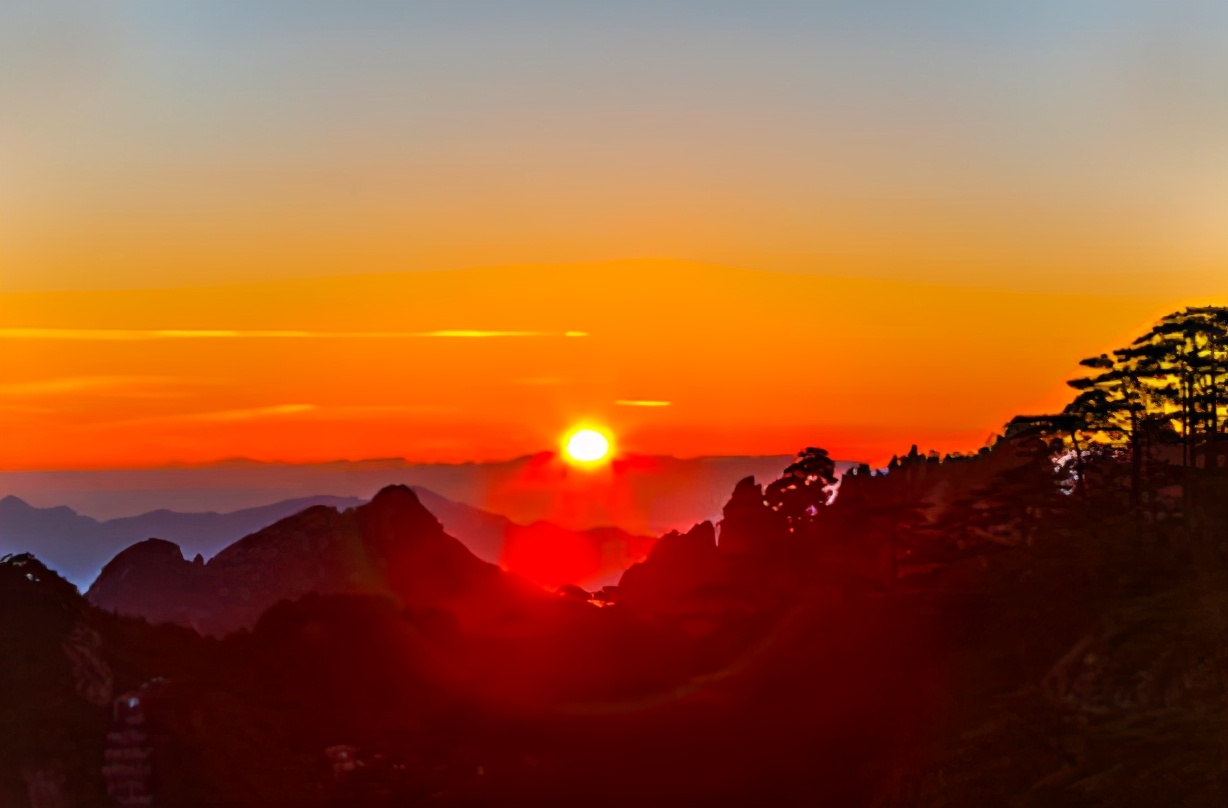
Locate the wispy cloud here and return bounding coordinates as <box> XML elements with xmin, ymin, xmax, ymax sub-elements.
<box><xmin>615</xmin><ymin>399</ymin><xmax>672</xmax><ymax>407</ymax></box>
<box><xmin>426</xmin><ymin>330</ymin><xmax>573</xmax><ymax>338</ymax></box>
<box><xmin>80</xmin><ymin>403</ymin><xmax>461</xmax><ymax>430</ymax></box>
<box><xmin>178</xmin><ymin>404</ymin><xmax>318</xmax><ymax>423</ymax></box>
<box><xmin>313</xmin><ymin>404</ymin><xmax>453</xmax><ymax>416</ymax></box>
<box><xmin>0</xmin><ymin>375</ymin><xmax>211</xmax><ymax>398</ymax></box>
<box><xmin>0</xmin><ymin>329</ymin><xmax>587</xmax><ymax>340</ymax></box>
<box><xmin>86</xmin><ymin>404</ymin><xmax>318</xmax><ymax>430</ymax></box>
<box><xmin>0</xmin><ymin>329</ymin><xmax>306</xmax><ymax>340</ymax></box>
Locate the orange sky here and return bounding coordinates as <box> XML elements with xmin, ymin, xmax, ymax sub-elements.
<box><xmin>1</xmin><ymin>3</ymin><xmax>1225</xmax><ymax>470</ymax></box>
<box><xmin>1</xmin><ymin>261</ymin><xmax>1218</xmax><ymax>470</ymax></box>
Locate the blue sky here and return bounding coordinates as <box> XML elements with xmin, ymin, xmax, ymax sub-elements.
<box><xmin>2</xmin><ymin>1</ymin><xmax>1225</xmax><ymax>293</ymax></box>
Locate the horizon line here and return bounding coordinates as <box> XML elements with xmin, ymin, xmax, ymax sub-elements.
<box><xmin>0</xmin><ymin>328</ymin><xmax>589</xmax><ymax>341</ymax></box>
<box><xmin>0</xmin><ymin>449</ymin><xmax>825</xmax><ymax>475</ymax></box>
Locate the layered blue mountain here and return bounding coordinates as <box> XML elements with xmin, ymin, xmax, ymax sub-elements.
<box><xmin>0</xmin><ymin>489</ymin><xmax>652</xmax><ymax>592</ymax></box>
<box><xmin>84</xmin><ymin>486</ymin><xmax>540</xmax><ymax>636</ymax></box>
<box><xmin>0</xmin><ymin>494</ymin><xmax>364</xmax><ymax>589</ymax></box>
<box><xmin>0</xmin><ymin>453</ymin><xmax>808</xmax><ymax>534</ymax></box>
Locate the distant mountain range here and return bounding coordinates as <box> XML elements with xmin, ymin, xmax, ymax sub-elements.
<box><xmin>1</xmin><ymin>454</ymin><xmax>841</xmax><ymax>593</ymax></box>
<box><xmin>0</xmin><ymin>453</ymin><xmax>818</xmax><ymax>534</ymax></box>
<box><xmin>0</xmin><ymin>488</ymin><xmax>654</xmax><ymax>592</ymax></box>
<box><xmin>85</xmin><ymin>485</ymin><xmax>524</xmax><ymax>636</ymax></box>
<box><xmin>0</xmin><ymin>494</ymin><xmax>364</xmax><ymax>590</ymax></box>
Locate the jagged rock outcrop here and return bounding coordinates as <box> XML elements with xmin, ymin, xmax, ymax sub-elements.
<box><xmin>617</xmin><ymin>521</ymin><xmax>728</xmax><ymax>617</ymax></box>
<box><xmin>616</xmin><ymin>471</ymin><xmax>837</xmax><ymax>624</ymax></box>
<box><xmin>716</xmin><ymin>476</ymin><xmax>787</xmax><ymax>554</ymax></box>
<box><xmin>87</xmin><ymin>486</ymin><xmax>517</xmax><ymax>636</ymax></box>
<box><xmin>83</xmin><ymin>539</ymin><xmax>211</xmax><ymax>629</ymax></box>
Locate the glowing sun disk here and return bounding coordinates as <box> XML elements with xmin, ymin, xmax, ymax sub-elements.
<box><xmin>565</xmin><ymin>428</ymin><xmax>610</xmax><ymax>463</ymax></box>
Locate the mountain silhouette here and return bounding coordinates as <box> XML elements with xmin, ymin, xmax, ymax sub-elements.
<box><xmin>86</xmin><ymin>485</ymin><xmax>523</xmax><ymax>636</ymax></box>
<box><xmin>0</xmin><ymin>453</ymin><xmax>815</xmax><ymax>534</ymax></box>
<box><xmin>0</xmin><ymin>494</ymin><xmax>366</xmax><ymax>589</ymax></box>
<box><xmin>406</xmin><ymin>486</ymin><xmax>654</xmax><ymax>589</ymax></box>
<box><xmin>1</xmin><ymin>489</ymin><xmax>654</xmax><ymax>592</ymax></box>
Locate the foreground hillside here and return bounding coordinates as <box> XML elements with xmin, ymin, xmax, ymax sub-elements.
<box><xmin>4</xmin><ymin>440</ymin><xmax>1224</xmax><ymax>805</ymax></box>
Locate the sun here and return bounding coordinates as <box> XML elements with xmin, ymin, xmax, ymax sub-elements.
<box><xmin>563</xmin><ymin>427</ymin><xmax>611</xmax><ymax>465</ymax></box>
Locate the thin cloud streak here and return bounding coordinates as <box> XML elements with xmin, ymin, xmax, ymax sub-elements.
<box><xmin>80</xmin><ymin>403</ymin><xmax>456</xmax><ymax>430</ymax></box>
<box><xmin>0</xmin><ymin>375</ymin><xmax>211</xmax><ymax>397</ymax></box>
<box><xmin>0</xmin><ymin>329</ymin><xmax>587</xmax><ymax>340</ymax></box>
<box><xmin>615</xmin><ymin>399</ymin><xmax>672</xmax><ymax>407</ymax></box>
<box><xmin>179</xmin><ymin>404</ymin><xmax>318</xmax><ymax>423</ymax></box>
<box><xmin>313</xmin><ymin>404</ymin><xmax>454</xmax><ymax>416</ymax></box>
<box><xmin>86</xmin><ymin>404</ymin><xmax>318</xmax><ymax>430</ymax></box>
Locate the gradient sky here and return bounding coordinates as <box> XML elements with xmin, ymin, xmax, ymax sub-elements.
<box><xmin>1</xmin><ymin>2</ymin><xmax>1225</xmax><ymax>469</ymax></box>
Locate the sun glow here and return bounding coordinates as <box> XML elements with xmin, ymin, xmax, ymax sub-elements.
<box><xmin>563</xmin><ymin>428</ymin><xmax>611</xmax><ymax>465</ymax></box>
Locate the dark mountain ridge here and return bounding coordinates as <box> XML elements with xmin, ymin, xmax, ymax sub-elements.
<box><xmin>5</xmin><ymin>425</ymin><xmax>1225</xmax><ymax>805</ymax></box>
<box><xmin>0</xmin><ymin>452</ymin><xmax>810</xmax><ymax>533</ymax></box>
<box><xmin>1</xmin><ymin>489</ymin><xmax>653</xmax><ymax>592</ymax></box>
<box><xmin>86</xmin><ymin>486</ymin><xmax>523</xmax><ymax>636</ymax></box>
<box><xmin>0</xmin><ymin>494</ymin><xmax>366</xmax><ymax>590</ymax></box>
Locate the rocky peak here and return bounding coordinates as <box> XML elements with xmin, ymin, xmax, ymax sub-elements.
<box><xmin>108</xmin><ymin>538</ymin><xmax>187</xmax><ymax>564</ymax></box>
<box><xmin>92</xmin><ymin>539</ymin><xmax>191</xmax><ymax>587</ymax></box>
<box><xmin>88</xmin><ymin>488</ymin><xmax>505</xmax><ymax>636</ymax></box>
<box><xmin>87</xmin><ymin>539</ymin><xmax>201</xmax><ymax>629</ymax></box>
<box><xmin>718</xmin><ymin>476</ymin><xmax>786</xmax><ymax>553</ymax></box>
<box><xmin>617</xmin><ymin>521</ymin><xmax>726</xmax><ymax>612</ymax></box>
<box><xmin>359</xmin><ymin>485</ymin><xmax>444</xmax><ymax>537</ymax></box>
